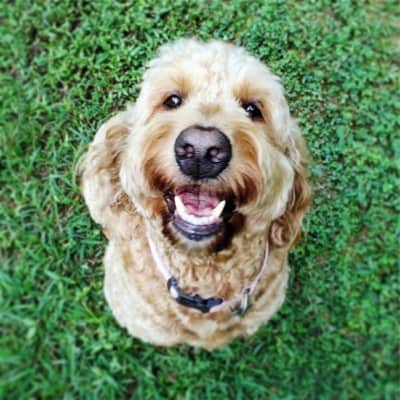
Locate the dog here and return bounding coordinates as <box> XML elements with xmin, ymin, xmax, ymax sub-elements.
<box><xmin>79</xmin><ymin>39</ymin><xmax>310</xmax><ymax>349</ymax></box>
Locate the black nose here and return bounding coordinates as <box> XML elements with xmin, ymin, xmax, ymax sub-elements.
<box><xmin>174</xmin><ymin>126</ymin><xmax>232</xmax><ymax>180</ymax></box>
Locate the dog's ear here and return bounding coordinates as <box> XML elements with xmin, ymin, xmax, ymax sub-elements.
<box><xmin>269</xmin><ymin>121</ymin><xmax>311</xmax><ymax>248</ymax></box>
<box><xmin>78</xmin><ymin>112</ymin><xmax>136</xmax><ymax>240</ymax></box>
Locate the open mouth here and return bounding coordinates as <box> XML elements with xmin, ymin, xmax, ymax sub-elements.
<box><xmin>165</xmin><ymin>186</ymin><xmax>233</xmax><ymax>241</ymax></box>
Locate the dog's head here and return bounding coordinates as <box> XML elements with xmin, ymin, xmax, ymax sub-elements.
<box><xmin>82</xmin><ymin>39</ymin><xmax>309</xmax><ymax>251</ymax></box>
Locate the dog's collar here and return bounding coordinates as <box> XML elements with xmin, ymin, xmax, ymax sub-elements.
<box><xmin>146</xmin><ymin>233</ymin><xmax>270</xmax><ymax>316</ymax></box>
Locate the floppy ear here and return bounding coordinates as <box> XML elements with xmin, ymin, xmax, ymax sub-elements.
<box><xmin>78</xmin><ymin>112</ymin><xmax>137</xmax><ymax>240</ymax></box>
<box><xmin>269</xmin><ymin>120</ymin><xmax>311</xmax><ymax>248</ymax></box>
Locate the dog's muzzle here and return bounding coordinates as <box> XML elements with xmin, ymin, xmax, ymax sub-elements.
<box><xmin>168</xmin><ymin>126</ymin><xmax>233</xmax><ymax>241</ymax></box>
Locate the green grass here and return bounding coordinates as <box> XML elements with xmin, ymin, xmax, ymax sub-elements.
<box><xmin>1</xmin><ymin>1</ymin><xmax>398</xmax><ymax>398</ymax></box>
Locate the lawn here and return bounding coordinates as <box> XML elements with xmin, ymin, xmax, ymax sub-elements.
<box><xmin>1</xmin><ymin>1</ymin><xmax>398</xmax><ymax>399</ymax></box>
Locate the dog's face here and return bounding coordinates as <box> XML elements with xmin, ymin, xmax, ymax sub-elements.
<box><xmin>119</xmin><ymin>40</ymin><xmax>308</xmax><ymax>250</ymax></box>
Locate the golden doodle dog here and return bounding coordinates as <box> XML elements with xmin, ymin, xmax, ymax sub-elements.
<box><xmin>80</xmin><ymin>39</ymin><xmax>310</xmax><ymax>349</ymax></box>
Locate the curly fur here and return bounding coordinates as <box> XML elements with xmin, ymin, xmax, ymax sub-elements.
<box><xmin>79</xmin><ymin>39</ymin><xmax>310</xmax><ymax>349</ymax></box>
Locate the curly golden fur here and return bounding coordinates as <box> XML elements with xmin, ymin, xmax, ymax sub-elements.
<box><xmin>79</xmin><ymin>39</ymin><xmax>310</xmax><ymax>349</ymax></box>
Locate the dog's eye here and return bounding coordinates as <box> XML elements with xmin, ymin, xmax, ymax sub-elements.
<box><xmin>163</xmin><ymin>94</ymin><xmax>183</xmax><ymax>109</ymax></box>
<box><xmin>242</xmin><ymin>102</ymin><xmax>263</xmax><ymax>121</ymax></box>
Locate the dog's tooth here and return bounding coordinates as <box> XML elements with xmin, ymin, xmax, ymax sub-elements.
<box><xmin>174</xmin><ymin>196</ymin><xmax>187</xmax><ymax>217</ymax></box>
<box><xmin>211</xmin><ymin>200</ymin><xmax>226</xmax><ymax>219</ymax></box>
<box><xmin>201</xmin><ymin>216</ymin><xmax>214</xmax><ymax>225</ymax></box>
<box><xmin>193</xmin><ymin>215</ymin><xmax>213</xmax><ymax>226</ymax></box>
<box><xmin>175</xmin><ymin>196</ymin><xmax>201</xmax><ymax>224</ymax></box>
<box><xmin>187</xmin><ymin>214</ymin><xmax>204</xmax><ymax>225</ymax></box>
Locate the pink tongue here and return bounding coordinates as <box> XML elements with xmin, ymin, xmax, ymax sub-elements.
<box><xmin>179</xmin><ymin>192</ymin><xmax>220</xmax><ymax>216</ymax></box>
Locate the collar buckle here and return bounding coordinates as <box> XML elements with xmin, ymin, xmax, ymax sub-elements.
<box><xmin>167</xmin><ymin>277</ymin><xmax>223</xmax><ymax>313</ymax></box>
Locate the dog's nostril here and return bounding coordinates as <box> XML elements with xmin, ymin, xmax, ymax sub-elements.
<box><xmin>174</xmin><ymin>126</ymin><xmax>232</xmax><ymax>180</ymax></box>
<box><xmin>184</xmin><ymin>144</ymin><xmax>194</xmax><ymax>158</ymax></box>
<box><xmin>176</xmin><ymin>144</ymin><xmax>194</xmax><ymax>158</ymax></box>
<box><xmin>207</xmin><ymin>147</ymin><xmax>226</xmax><ymax>163</ymax></box>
